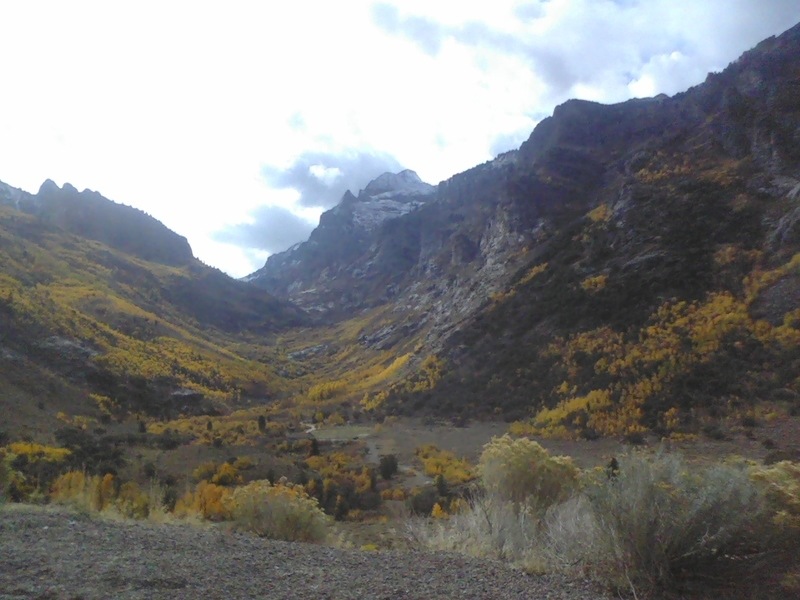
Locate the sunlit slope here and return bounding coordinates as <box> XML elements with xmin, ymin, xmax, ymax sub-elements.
<box><xmin>0</xmin><ymin>204</ymin><xmax>306</xmax><ymax>427</ymax></box>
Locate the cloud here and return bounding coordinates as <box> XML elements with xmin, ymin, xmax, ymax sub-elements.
<box><xmin>372</xmin><ymin>3</ymin><xmax>523</xmax><ymax>57</ymax></box>
<box><xmin>372</xmin><ymin>0</ymin><xmax>800</xmax><ymax>103</ymax></box>
<box><xmin>261</xmin><ymin>149</ymin><xmax>404</xmax><ymax>210</ymax></box>
<box><xmin>371</xmin><ymin>3</ymin><xmax>445</xmax><ymax>54</ymax></box>
<box><xmin>213</xmin><ymin>205</ymin><xmax>316</xmax><ymax>254</ymax></box>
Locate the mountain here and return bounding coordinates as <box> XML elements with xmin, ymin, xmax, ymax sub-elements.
<box><xmin>2</xmin><ymin>180</ymin><xmax>194</xmax><ymax>266</ymax></box>
<box><xmin>247</xmin><ymin>23</ymin><xmax>800</xmax><ymax>435</ymax></box>
<box><xmin>2</xmin><ymin>24</ymin><xmax>799</xmax><ymax>445</ymax></box>
<box><xmin>0</xmin><ymin>183</ymin><xmax>307</xmax><ymax>436</ymax></box>
<box><xmin>246</xmin><ymin>169</ymin><xmax>435</xmax><ymax>315</ymax></box>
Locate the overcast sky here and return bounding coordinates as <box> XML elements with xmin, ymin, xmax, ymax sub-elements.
<box><xmin>1</xmin><ymin>1</ymin><xmax>797</xmax><ymax>277</ymax></box>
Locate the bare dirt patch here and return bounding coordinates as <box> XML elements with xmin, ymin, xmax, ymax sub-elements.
<box><xmin>0</xmin><ymin>505</ymin><xmax>611</xmax><ymax>600</ymax></box>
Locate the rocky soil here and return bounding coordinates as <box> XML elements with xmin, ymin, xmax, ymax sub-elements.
<box><xmin>0</xmin><ymin>505</ymin><xmax>612</xmax><ymax>600</ymax></box>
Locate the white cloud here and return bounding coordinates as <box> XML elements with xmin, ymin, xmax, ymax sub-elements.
<box><xmin>0</xmin><ymin>0</ymin><xmax>797</xmax><ymax>277</ymax></box>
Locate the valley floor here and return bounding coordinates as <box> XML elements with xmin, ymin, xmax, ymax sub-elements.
<box><xmin>0</xmin><ymin>505</ymin><xmax>611</xmax><ymax>600</ymax></box>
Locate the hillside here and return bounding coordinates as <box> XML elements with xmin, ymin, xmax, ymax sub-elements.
<box><xmin>250</xmin><ymin>22</ymin><xmax>800</xmax><ymax>439</ymax></box>
<box><xmin>0</xmin><ymin>183</ymin><xmax>307</xmax><ymax>439</ymax></box>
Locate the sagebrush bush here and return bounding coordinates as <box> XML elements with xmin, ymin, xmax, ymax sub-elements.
<box><xmin>226</xmin><ymin>480</ymin><xmax>330</xmax><ymax>542</ymax></box>
<box><xmin>749</xmin><ymin>460</ymin><xmax>800</xmax><ymax>528</ymax></box>
<box><xmin>582</xmin><ymin>452</ymin><xmax>772</xmax><ymax>595</ymax></box>
<box><xmin>748</xmin><ymin>460</ymin><xmax>800</xmax><ymax>591</ymax></box>
<box><xmin>412</xmin><ymin>448</ymin><xmax>793</xmax><ymax>597</ymax></box>
<box><xmin>413</xmin><ymin>487</ymin><xmax>607</xmax><ymax>574</ymax></box>
<box><xmin>479</xmin><ymin>435</ymin><xmax>578</xmax><ymax>510</ymax></box>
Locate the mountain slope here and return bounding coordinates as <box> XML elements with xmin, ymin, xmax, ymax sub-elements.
<box><xmin>249</xmin><ymin>23</ymin><xmax>800</xmax><ymax>435</ymax></box>
<box><xmin>247</xmin><ymin>169</ymin><xmax>435</xmax><ymax>315</ymax></box>
<box><xmin>0</xmin><ymin>187</ymin><xmax>307</xmax><ymax>435</ymax></box>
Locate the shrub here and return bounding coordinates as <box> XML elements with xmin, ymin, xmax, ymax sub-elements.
<box><xmin>406</xmin><ymin>492</ymin><xmax>556</xmax><ymax>572</ymax></box>
<box><xmin>582</xmin><ymin>452</ymin><xmax>772</xmax><ymax>595</ymax></box>
<box><xmin>411</xmin><ymin>448</ymin><xmax>794</xmax><ymax>597</ymax></box>
<box><xmin>51</xmin><ymin>471</ymin><xmax>117</xmax><ymax>513</ymax></box>
<box><xmin>407</xmin><ymin>486</ymin><xmax>439</xmax><ymax>516</ymax></box>
<box><xmin>478</xmin><ymin>435</ymin><xmax>578</xmax><ymax>510</ymax></box>
<box><xmin>749</xmin><ymin>461</ymin><xmax>800</xmax><ymax>592</ymax></box>
<box><xmin>50</xmin><ymin>471</ymin><xmax>163</xmax><ymax>520</ymax></box>
<box><xmin>226</xmin><ymin>480</ymin><xmax>329</xmax><ymax>542</ymax></box>
<box><xmin>174</xmin><ymin>481</ymin><xmax>231</xmax><ymax>521</ymax></box>
<box><xmin>192</xmin><ymin>461</ymin><xmax>218</xmax><ymax>482</ymax></box>
<box><xmin>750</xmin><ymin>460</ymin><xmax>800</xmax><ymax>527</ymax></box>
<box><xmin>211</xmin><ymin>462</ymin><xmax>241</xmax><ymax>486</ymax></box>
<box><xmin>415</xmin><ymin>445</ymin><xmax>475</xmax><ymax>484</ymax></box>
<box><xmin>115</xmin><ymin>481</ymin><xmax>150</xmax><ymax>519</ymax></box>
<box><xmin>379</xmin><ymin>454</ymin><xmax>398</xmax><ymax>480</ymax></box>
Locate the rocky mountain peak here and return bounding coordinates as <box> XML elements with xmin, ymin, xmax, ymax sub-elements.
<box><xmin>362</xmin><ymin>169</ymin><xmax>435</xmax><ymax>198</ymax></box>
<box><xmin>38</xmin><ymin>179</ymin><xmax>61</xmax><ymax>195</ymax></box>
<box><xmin>246</xmin><ymin>169</ymin><xmax>436</xmax><ymax>311</ymax></box>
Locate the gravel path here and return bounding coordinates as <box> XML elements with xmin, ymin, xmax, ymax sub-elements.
<box><xmin>0</xmin><ymin>505</ymin><xmax>612</xmax><ymax>600</ymax></box>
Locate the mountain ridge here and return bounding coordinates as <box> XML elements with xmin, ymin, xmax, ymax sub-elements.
<box><xmin>1</xmin><ymin>179</ymin><xmax>195</xmax><ymax>267</ymax></box>
<box><xmin>247</xmin><ymin>21</ymin><xmax>800</xmax><ymax>432</ymax></box>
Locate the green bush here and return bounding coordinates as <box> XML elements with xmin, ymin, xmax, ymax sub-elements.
<box><xmin>407</xmin><ymin>486</ymin><xmax>438</xmax><ymax>516</ymax></box>
<box><xmin>379</xmin><ymin>454</ymin><xmax>399</xmax><ymax>480</ymax></box>
<box><xmin>227</xmin><ymin>480</ymin><xmax>330</xmax><ymax>542</ymax></box>
<box><xmin>478</xmin><ymin>435</ymin><xmax>578</xmax><ymax>510</ymax></box>
<box><xmin>583</xmin><ymin>452</ymin><xmax>772</xmax><ymax>595</ymax></box>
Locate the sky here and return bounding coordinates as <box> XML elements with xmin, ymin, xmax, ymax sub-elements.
<box><xmin>1</xmin><ymin>1</ymin><xmax>798</xmax><ymax>277</ymax></box>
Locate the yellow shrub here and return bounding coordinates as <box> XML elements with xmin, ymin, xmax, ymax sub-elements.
<box><xmin>116</xmin><ymin>481</ymin><xmax>149</xmax><ymax>519</ymax></box>
<box><xmin>431</xmin><ymin>502</ymin><xmax>447</xmax><ymax>519</ymax></box>
<box><xmin>415</xmin><ymin>445</ymin><xmax>475</xmax><ymax>484</ymax></box>
<box><xmin>380</xmin><ymin>488</ymin><xmax>407</xmax><ymax>501</ymax></box>
<box><xmin>192</xmin><ymin>461</ymin><xmax>218</xmax><ymax>482</ymax></box>
<box><xmin>306</xmin><ymin>380</ymin><xmax>347</xmax><ymax>403</ymax></box>
<box><xmin>226</xmin><ymin>480</ymin><xmax>330</xmax><ymax>542</ymax></box>
<box><xmin>51</xmin><ymin>471</ymin><xmax>153</xmax><ymax>518</ymax></box>
<box><xmin>325</xmin><ymin>412</ymin><xmax>346</xmax><ymax>426</ymax></box>
<box><xmin>51</xmin><ymin>471</ymin><xmax>97</xmax><ymax>511</ymax></box>
<box><xmin>211</xmin><ymin>462</ymin><xmax>241</xmax><ymax>486</ymax></box>
<box><xmin>587</xmin><ymin>203</ymin><xmax>611</xmax><ymax>223</ymax></box>
<box><xmin>580</xmin><ymin>274</ymin><xmax>608</xmax><ymax>292</ymax></box>
<box><xmin>174</xmin><ymin>481</ymin><xmax>231</xmax><ymax>521</ymax></box>
<box><xmin>479</xmin><ymin>435</ymin><xmax>578</xmax><ymax>509</ymax></box>
<box><xmin>8</xmin><ymin>442</ymin><xmax>71</xmax><ymax>463</ymax></box>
